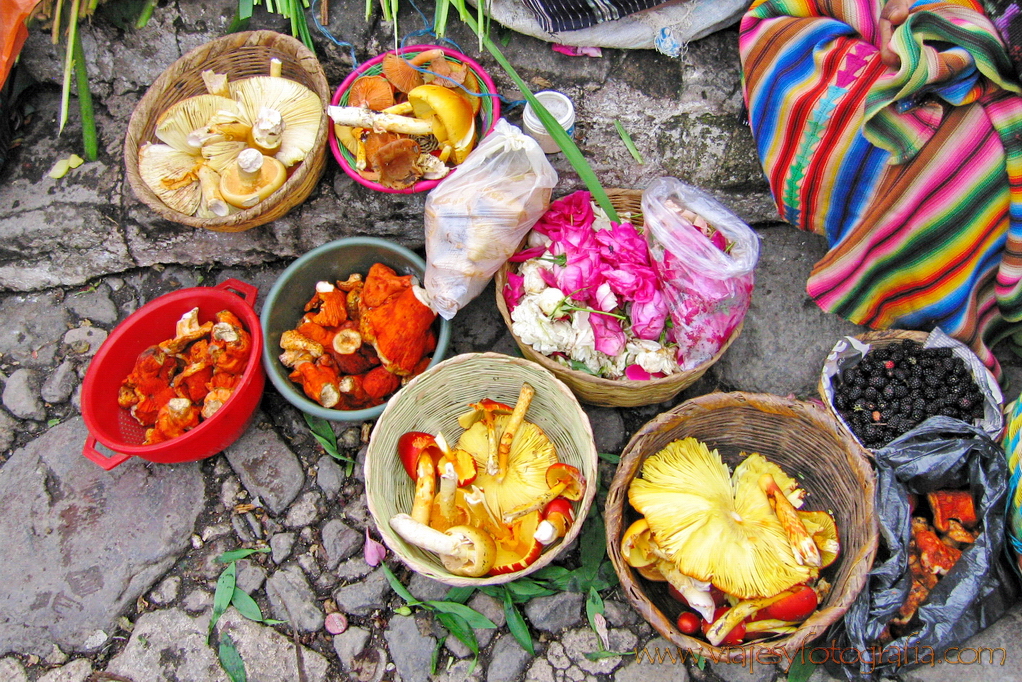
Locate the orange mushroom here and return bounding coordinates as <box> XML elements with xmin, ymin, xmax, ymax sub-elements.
<box><xmin>348</xmin><ymin>75</ymin><xmax>396</xmax><ymax>111</ymax></box>
<box><xmin>535</xmin><ymin>497</ymin><xmax>574</xmax><ymax>546</ymax></box>
<box><xmin>288</xmin><ymin>356</ymin><xmax>342</xmax><ymax>408</ymax></box>
<box><xmin>490</xmin><ymin>510</ymin><xmax>543</xmax><ymax>575</ymax></box>
<box><xmin>144</xmin><ymin>397</ymin><xmax>201</xmax><ymax>445</ymax></box>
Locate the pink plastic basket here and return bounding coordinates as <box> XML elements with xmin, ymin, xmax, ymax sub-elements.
<box><xmin>328</xmin><ymin>45</ymin><xmax>501</xmax><ymax>194</ymax></box>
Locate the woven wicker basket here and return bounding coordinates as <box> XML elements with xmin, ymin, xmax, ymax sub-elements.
<box><xmin>606</xmin><ymin>392</ymin><xmax>878</xmax><ymax>662</ymax></box>
<box><xmin>124</xmin><ymin>31</ymin><xmax>330</xmax><ymax>232</ymax></box>
<box><xmin>818</xmin><ymin>329</ymin><xmax>1003</xmax><ymax>451</ymax></box>
<box><xmin>365</xmin><ymin>352</ymin><xmax>598</xmax><ymax>586</ymax></box>
<box><xmin>494</xmin><ymin>188</ymin><xmax>741</xmax><ymax>408</ymax></box>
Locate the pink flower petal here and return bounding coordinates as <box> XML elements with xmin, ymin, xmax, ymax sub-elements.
<box><xmin>509</xmin><ymin>246</ymin><xmax>547</xmax><ymax>262</ymax></box>
<box><xmin>624</xmin><ymin>364</ymin><xmax>652</xmax><ymax>380</ymax></box>
<box><xmin>325</xmin><ymin>612</ymin><xmax>349</xmax><ymax>634</ymax></box>
<box><xmin>503</xmin><ymin>272</ymin><xmax>525</xmax><ymax>310</ymax></box>
<box><xmin>364</xmin><ymin>528</ymin><xmax>386</xmax><ymax>567</ymax></box>
<box><xmin>591</xmin><ymin>314</ymin><xmax>626</xmax><ymax>357</ymax></box>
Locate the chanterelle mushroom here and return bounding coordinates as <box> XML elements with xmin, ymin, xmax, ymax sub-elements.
<box><xmin>628</xmin><ymin>438</ymin><xmax>814</xmax><ymax>599</ymax></box>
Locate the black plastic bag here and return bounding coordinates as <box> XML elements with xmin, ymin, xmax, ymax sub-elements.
<box><xmin>827</xmin><ymin>417</ymin><xmax>1019</xmax><ymax>680</ymax></box>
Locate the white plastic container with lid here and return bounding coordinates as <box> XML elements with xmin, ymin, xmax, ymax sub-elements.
<box><xmin>522</xmin><ymin>91</ymin><xmax>576</xmax><ymax>154</ymax></box>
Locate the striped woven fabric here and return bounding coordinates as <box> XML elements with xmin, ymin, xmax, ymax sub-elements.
<box><xmin>740</xmin><ymin>0</ymin><xmax>1022</xmax><ymax>377</ymax></box>
<box><xmin>520</xmin><ymin>0</ymin><xmax>664</xmax><ymax>32</ymax></box>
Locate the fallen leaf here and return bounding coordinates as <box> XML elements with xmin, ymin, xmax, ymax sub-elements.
<box><xmin>48</xmin><ymin>158</ymin><xmax>70</xmax><ymax>179</ymax></box>
<box><xmin>68</xmin><ymin>154</ymin><xmax>84</xmax><ymax>168</ymax></box>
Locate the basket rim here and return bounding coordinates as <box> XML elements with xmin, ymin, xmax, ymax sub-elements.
<box><xmin>81</xmin><ymin>282</ymin><xmax>265</xmax><ymax>455</ymax></box>
<box><xmin>605</xmin><ymin>391</ymin><xmax>879</xmax><ymax>659</ymax></box>
<box><xmin>123</xmin><ymin>30</ymin><xmax>330</xmax><ymax>230</ymax></box>
<box><xmin>365</xmin><ymin>351</ymin><xmax>599</xmax><ymax>586</ymax></box>
<box><xmin>259</xmin><ymin>236</ymin><xmax>453</xmax><ymax>422</ymax></box>
<box><xmin>327</xmin><ymin>44</ymin><xmax>501</xmax><ymax>194</ymax></box>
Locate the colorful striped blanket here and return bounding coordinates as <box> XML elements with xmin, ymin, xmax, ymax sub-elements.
<box><xmin>740</xmin><ymin>0</ymin><xmax>1022</xmax><ymax>377</ymax></box>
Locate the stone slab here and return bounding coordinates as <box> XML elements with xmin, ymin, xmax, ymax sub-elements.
<box><xmin>224</xmin><ymin>417</ymin><xmax>305</xmax><ymax>516</ymax></box>
<box><xmin>0</xmin><ymin>418</ymin><xmax>204</xmax><ymax>656</ymax></box>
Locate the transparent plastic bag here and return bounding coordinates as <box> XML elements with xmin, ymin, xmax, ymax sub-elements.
<box><xmin>424</xmin><ymin>119</ymin><xmax>558</xmax><ymax>320</ymax></box>
<box><xmin>641</xmin><ymin>177</ymin><xmax>760</xmax><ymax>369</ymax></box>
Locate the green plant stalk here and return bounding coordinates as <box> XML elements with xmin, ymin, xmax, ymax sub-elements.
<box><xmin>452</xmin><ymin>8</ymin><xmax>619</xmax><ymax>222</ymax></box>
<box><xmin>72</xmin><ymin>30</ymin><xmax>97</xmax><ymax>161</ymax></box>
<box><xmin>135</xmin><ymin>0</ymin><xmax>158</xmax><ymax>28</ymax></box>
<box><xmin>59</xmin><ymin>0</ymin><xmax>82</xmax><ymax>134</ymax></box>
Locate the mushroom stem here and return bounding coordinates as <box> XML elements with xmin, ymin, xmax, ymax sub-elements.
<box><xmin>238</xmin><ymin>148</ymin><xmax>266</xmax><ymax>183</ymax></box>
<box><xmin>657</xmin><ymin>561</ymin><xmax>716</xmax><ymax>624</ymax></box>
<box><xmin>410</xmin><ymin>454</ymin><xmax>436</xmax><ymax>525</ymax></box>
<box><xmin>270</xmin><ymin>57</ymin><xmax>283</xmax><ymax>79</ymax></box>
<box><xmin>430</xmin><ymin>462</ymin><xmax>458</xmax><ymax>531</ymax></box>
<box><xmin>502</xmin><ymin>481</ymin><xmax>567</xmax><ymax>525</ymax></box>
<box><xmin>464</xmin><ymin>485</ymin><xmax>509</xmax><ymax>540</ymax></box>
<box><xmin>496</xmin><ymin>383</ymin><xmax>535</xmax><ymax>482</ymax></box>
<box><xmin>761</xmin><ymin>474</ymin><xmax>821</xmax><ymax>568</ymax></box>
<box><xmin>327</xmin><ymin>106</ymin><xmax>434</xmax><ymax>136</ymax></box>
<box><xmin>390</xmin><ymin>513</ymin><xmax>461</xmax><ymax>556</ymax></box>
<box><xmin>250</xmin><ymin>106</ymin><xmax>284</xmax><ymax>155</ymax></box>
<box><xmin>197</xmin><ymin>165</ymin><xmax>229</xmax><ymax>217</ymax></box>
<box><xmin>484</xmin><ymin>415</ymin><xmax>499</xmax><ymax>476</ymax></box>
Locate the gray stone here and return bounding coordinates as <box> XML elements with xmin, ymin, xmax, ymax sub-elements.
<box><xmin>321</xmin><ymin>519</ymin><xmax>363</xmax><ymax>569</ymax></box>
<box><xmin>62</xmin><ymin>326</ymin><xmax>108</xmax><ymax>358</ymax></box>
<box><xmin>616</xmin><ymin>645</ymin><xmax>690</xmax><ymax>682</ymax></box>
<box><xmin>284</xmin><ymin>491</ymin><xmax>323</xmax><ymax>528</ymax></box>
<box><xmin>317</xmin><ymin>455</ymin><xmax>345</xmax><ymax>500</ymax></box>
<box><xmin>231</xmin><ymin>515</ymin><xmax>256</xmax><ymax>544</ymax></box>
<box><xmin>200</xmin><ymin>523</ymin><xmax>232</xmax><ymax>542</ymax></box>
<box><xmin>45</xmin><ymin>643</ymin><xmax>69</xmax><ymax>665</ymax></box>
<box><xmin>265</xmin><ymin>565</ymin><xmax>324</xmax><ymax>633</ymax></box>
<box><xmin>297</xmin><ymin>552</ymin><xmax>322</xmax><ymax>579</ymax></box>
<box><xmin>469</xmin><ymin>592</ymin><xmax>505</xmax><ymax>649</ymax></box>
<box><xmin>715</xmin><ymin>226</ymin><xmax>867</xmax><ymax>397</ymax></box>
<box><xmin>408</xmin><ymin>572</ymin><xmax>451</xmax><ymax>602</ymax></box>
<box><xmin>41</xmin><ymin>360</ymin><xmax>77</xmax><ymax>404</ymax></box>
<box><xmin>0</xmin><ymin>409</ymin><xmax>17</xmax><ymax>452</ymax></box>
<box><xmin>526</xmin><ymin>657</ymin><xmax>557</xmax><ymax>682</ymax></box>
<box><xmin>0</xmin><ymin>293</ymin><xmax>69</xmax><ymax>367</ymax></box>
<box><xmin>65</xmin><ymin>285</ymin><xmax>119</xmax><ymax>325</ymax></box>
<box><xmin>584</xmin><ymin>406</ymin><xmax>627</xmax><ymax>455</ymax></box>
<box><xmin>524</xmin><ymin>591</ymin><xmax>585</xmax><ymax>633</ymax></box>
<box><xmin>220</xmin><ymin>476</ymin><xmax>242</xmax><ymax>511</ymax></box>
<box><xmin>561</xmin><ymin>627</ymin><xmax>636</xmax><ymax>675</ymax></box>
<box><xmin>547</xmin><ymin>641</ymin><xmax>572</xmax><ymax>670</ymax></box>
<box><xmin>333</xmin><ymin>625</ymin><xmax>371</xmax><ymax>672</ymax></box>
<box><xmin>2</xmin><ymin>368</ymin><xmax>45</xmax><ymax>420</ymax></box>
<box><xmin>37</xmin><ymin>658</ymin><xmax>93</xmax><ymax>682</ymax></box>
<box><xmin>105</xmin><ymin>608</ymin><xmax>328</xmax><ymax>682</ymax></box>
<box><xmin>807</xmin><ymin>667</ymin><xmax>846</xmax><ymax>682</ymax></box>
<box><xmin>0</xmin><ymin>657</ymin><xmax>28</xmax><ymax>682</ymax></box>
<box><xmin>148</xmin><ymin>576</ymin><xmax>181</xmax><ymax>605</ymax></box>
<box><xmin>487</xmin><ymin>634</ymin><xmax>534</xmax><ymax>682</ymax></box>
<box><xmin>343</xmin><ymin>494</ymin><xmax>372</xmax><ymax>529</ymax></box>
<box><xmin>0</xmin><ymin>418</ymin><xmax>204</xmax><ymax>656</ymax></box>
<box><xmin>602</xmin><ymin>600</ymin><xmax>640</xmax><ymax>628</ymax></box>
<box><xmin>334</xmin><ymin>556</ymin><xmax>375</xmax><ymax>580</ymax></box>
<box><xmin>711</xmin><ymin>657</ymin><xmax>777</xmax><ymax>682</ymax></box>
<box><xmin>901</xmin><ymin>602</ymin><xmax>1022</xmax><ymax>682</ymax></box>
<box><xmin>385</xmin><ymin>614</ymin><xmax>436</xmax><ymax>682</ymax></box>
<box><xmin>182</xmin><ymin>589</ymin><xmax>213</xmax><ymax>614</ymax></box>
<box><xmin>435</xmin><ymin>659</ymin><xmax>485</xmax><ymax>682</ymax></box>
<box><xmin>332</xmin><ymin>568</ymin><xmax>390</xmax><ymax>616</ymax></box>
<box><xmin>271</xmin><ymin>532</ymin><xmax>296</xmax><ymax>565</ymax></box>
<box><xmin>235</xmin><ymin>559</ymin><xmax>267</xmax><ymax>595</ymax></box>
<box><xmin>224</xmin><ymin>418</ymin><xmax>305</xmax><ymax>515</ymax></box>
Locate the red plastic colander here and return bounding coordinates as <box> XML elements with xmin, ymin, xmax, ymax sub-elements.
<box><xmin>81</xmin><ymin>279</ymin><xmax>265</xmax><ymax>470</ymax></box>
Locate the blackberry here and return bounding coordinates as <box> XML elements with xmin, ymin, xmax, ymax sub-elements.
<box><xmin>911</xmin><ymin>408</ymin><xmax>926</xmax><ymax>421</ymax></box>
<box><xmin>847</xmin><ymin>386</ymin><xmax>863</xmax><ymax>401</ymax></box>
<box><xmin>907</xmin><ymin>376</ymin><xmax>923</xmax><ymax>391</ymax></box>
<box><xmin>946</xmin><ymin>373</ymin><xmax>961</xmax><ymax>386</ymax></box>
<box><xmin>923</xmin><ymin>372</ymin><xmax>944</xmax><ymax>387</ymax></box>
<box><xmin>864</xmin><ymin>387</ymin><xmax>879</xmax><ymax>401</ymax></box>
<box><xmin>924</xmin><ymin>387</ymin><xmax>938</xmax><ymax>400</ymax></box>
<box><xmin>934</xmin><ymin>347</ymin><xmax>953</xmax><ymax>358</ymax></box>
<box><xmin>894</xmin><ymin>384</ymin><xmax>909</xmax><ymax>398</ymax></box>
<box><xmin>958</xmin><ymin>396</ymin><xmax>974</xmax><ymax>410</ymax></box>
<box><xmin>869</xmin><ymin>375</ymin><xmax>887</xmax><ymax>389</ymax></box>
<box><xmin>882</xmin><ymin>384</ymin><xmax>896</xmax><ymax>399</ymax></box>
<box><xmin>893</xmin><ymin>368</ymin><xmax>908</xmax><ymax>381</ymax></box>
<box><xmin>834</xmin><ymin>394</ymin><xmax>849</xmax><ymax>410</ymax></box>
<box><xmin>842</xmin><ymin>368</ymin><xmax>859</xmax><ymax>385</ymax></box>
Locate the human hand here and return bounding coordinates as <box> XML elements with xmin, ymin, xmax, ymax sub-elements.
<box><xmin>878</xmin><ymin>0</ymin><xmax>911</xmax><ymax>68</ymax></box>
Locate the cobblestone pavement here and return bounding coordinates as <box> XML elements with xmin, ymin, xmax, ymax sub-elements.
<box><xmin>0</xmin><ymin>1</ymin><xmax>1020</xmax><ymax>681</ymax></box>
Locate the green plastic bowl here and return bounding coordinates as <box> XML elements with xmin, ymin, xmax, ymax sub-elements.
<box><xmin>261</xmin><ymin>237</ymin><xmax>451</xmax><ymax>422</ymax></box>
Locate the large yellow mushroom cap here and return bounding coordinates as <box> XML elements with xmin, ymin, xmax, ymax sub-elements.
<box><xmin>155</xmin><ymin>95</ymin><xmax>241</xmax><ymax>152</ymax></box>
<box><xmin>138</xmin><ymin>143</ymin><xmax>202</xmax><ymax>215</ymax></box>
<box><xmin>231</xmin><ymin>75</ymin><xmax>322</xmax><ymax>167</ymax></box>
<box><xmin>457</xmin><ymin>414</ymin><xmax>557</xmax><ymax>519</ymax></box>
<box><xmin>628</xmin><ymin>438</ymin><xmax>814</xmax><ymax>599</ymax></box>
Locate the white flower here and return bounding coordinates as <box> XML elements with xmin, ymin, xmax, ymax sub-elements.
<box><xmin>594</xmin><ymin>282</ymin><xmax>618</xmax><ymax>312</ymax></box>
<box><xmin>511</xmin><ymin>295</ymin><xmax>574</xmax><ymax>355</ymax></box>
<box><xmin>592</xmin><ymin>205</ymin><xmax>613</xmax><ymax>233</ymax></box>
<box><xmin>527</xmin><ymin>231</ymin><xmax>552</xmax><ymax>249</ymax></box>
<box><xmin>520</xmin><ymin>260</ymin><xmax>549</xmax><ymax>295</ymax></box>
<box><xmin>536</xmin><ymin>287</ymin><xmax>567</xmax><ymax>317</ymax></box>
<box><xmin>627</xmin><ymin>339</ymin><xmax>679</xmax><ymax>375</ymax></box>
<box><xmin>568</xmin><ymin>311</ymin><xmax>600</xmax><ymax>372</ymax></box>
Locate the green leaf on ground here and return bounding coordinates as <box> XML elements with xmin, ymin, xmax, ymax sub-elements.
<box><xmin>230</xmin><ymin>589</ymin><xmax>263</xmax><ymax>622</ymax></box>
<box><xmin>501</xmin><ymin>588</ymin><xmax>535</xmax><ymax>656</ymax></box>
<box><xmin>210</xmin><ymin>562</ymin><xmax>237</xmax><ymax>637</ymax></box>
<box><xmin>435</xmin><ymin>611</ymin><xmax>479</xmax><ymax>655</ymax></box>
<box><xmin>597</xmin><ymin>452</ymin><xmax>620</xmax><ymax>464</ymax></box>
<box><xmin>381</xmin><ymin>563</ymin><xmax>420</xmax><ymax>606</ymax></box>
<box><xmin>614</xmin><ymin>120</ymin><xmax>645</xmax><ymax>164</ymax></box>
<box><xmin>444</xmin><ymin>586</ymin><xmax>475</xmax><ymax>604</ymax></box>
<box><xmin>216</xmin><ymin>548</ymin><xmax>270</xmax><ymax>563</ymax></box>
<box><xmin>303</xmin><ymin>413</ymin><xmax>355</xmax><ymax>467</ymax></box>
<box><xmin>425</xmin><ymin>601</ymin><xmax>496</xmax><ymax>629</ymax></box>
<box><xmin>786</xmin><ymin>657</ymin><xmax>817</xmax><ymax>682</ymax></box>
<box><xmin>584</xmin><ymin>650</ymin><xmax>634</xmax><ymax>661</ymax></box>
<box><xmin>218</xmin><ymin>632</ymin><xmax>247</xmax><ymax>682</ymax></box>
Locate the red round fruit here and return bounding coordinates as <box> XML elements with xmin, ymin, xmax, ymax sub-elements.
<box><xmin>676</xmin><ymin>611</ymin><xmax>700</xmax><ymax>635</ymax></box>
<box><xmin>756</xmin><ymin>586</ymin><xmax>818</xmax><ymax>622</ymax></box>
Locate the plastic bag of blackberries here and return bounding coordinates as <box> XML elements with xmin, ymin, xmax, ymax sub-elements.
<box><xmin>820</xmin><ymin>329</ymin><xmax>1002</xmax><ymax>451</ymax></box>
<box><xmin>824</xmin><ymin>418</ymin><xmax>1019</xmax><ymax>680</ymax></box>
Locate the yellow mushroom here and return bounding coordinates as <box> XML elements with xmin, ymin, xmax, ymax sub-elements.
<box><xmin>219</xmin><ymin>148</ymin><xmax>287</xmax><ymax>209</ymax></box>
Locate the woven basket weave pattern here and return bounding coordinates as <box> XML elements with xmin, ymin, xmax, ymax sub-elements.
<box><xmin>495</xmin><ymin>188</ymin><xmax>740</xmax><ymax>408</ymax></box>
<box><xmin>124</xmin><ymin>31</ymin><xmax>329</xmax><ymax>232</ymax></box>
<box><xmin>605</xmin><ymin>392</ymin><xmax>878</xmax><ymax>660</ymax></box>
<box><xmin>365</xmin><ymin>352</ymin><xmax>598</xmax><ymax>586</ymax></box>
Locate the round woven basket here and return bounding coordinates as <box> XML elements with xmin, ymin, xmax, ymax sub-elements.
<box><xmin>365</xmin><ymin>352</ymin><xmax>598</xmax><ymax>586</ymax></box>
<box><xmin>328</xmin><ymin>45</ymin><xmax>500</xmax><ymax>194</ymax></box>
<box><xmin>818</xmin><ymin>329</ymin><xmax>1003</xmax><ymax>451</ymax></box>
<box><xmin>494</xmin><ymin>188</ymin><xmax>741</xmax><ymax>407</ymax></box>
<box><xmin>124</xmin><ymin>30</ymin><xmax>330</xmax><ymax>232</ymax></box>
<box><xmin>605</xmin><ymin>392</ymin><xmax>878</xmax><ymax>662</ymax></box>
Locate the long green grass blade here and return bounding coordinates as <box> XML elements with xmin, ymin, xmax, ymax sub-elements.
<box><xmin>435</xmin><ymin>0</ymin><xmax>450</xmax><ymax>39</ymax></box>
<box><xmin>457</xmin><ymin>13</ymin><xmax>618</xmax><ymax>222</ymax></box>
<box><xmin>59</xmin><ymin>0</ymin><xmax>83</xmax><ymax>135</ymax></box>
<box><xmin>613</xmin><ymin>120</ymin><xmax>644</xmax><ymax>164</ymax></box>
<box><xmin>72</xmin><ymin>28</ymin><xmax>97</xmax><ymax>161</ymax></box>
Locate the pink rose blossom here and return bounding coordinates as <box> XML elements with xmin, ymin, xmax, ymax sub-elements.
<box><xmin>509</xmin><ymin>246</ymin><xmax>548</xmax><ymax>262</ymax></box>
<box><xmin>594</xmin><ymin>282</ymin><xmax>618</xmax><ymax>312</ymax></box>
<box><xmin>595</xmin><ymin>221</ymin><xmax>649</xmax><ymax>267</ymax></box>
<box><xmin>534</xmin><ymin>191</ymin><xmax>595</xmax><ymax>243</ymax></box>
<box><xmin>590</xmin><ymin>313</ymin><xmax>626</xmax><ymax>357</ymax></box>
<box><xmin>503</xmin><ymin>272</ymin><xmax>525</xmax><ymax>310</ymax></box>
<box><xmin>631</xmin><ymin>290</ymin><xmax>667</xmax><ymax>340</ymax></box>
